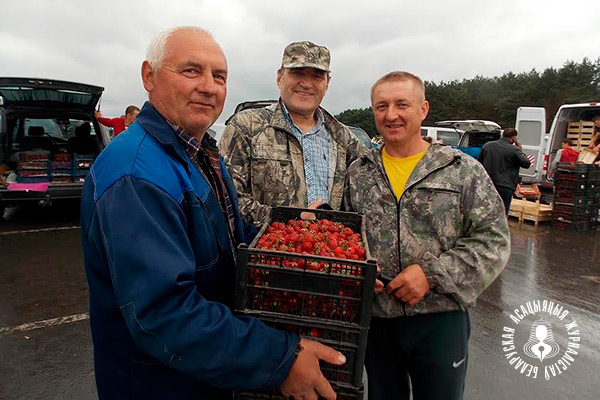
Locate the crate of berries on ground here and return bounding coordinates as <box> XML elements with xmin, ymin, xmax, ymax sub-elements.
<box><xmin>235</xmin><ymin>206</ymin><xmax>377</xmax><ymax>328</ymax></box>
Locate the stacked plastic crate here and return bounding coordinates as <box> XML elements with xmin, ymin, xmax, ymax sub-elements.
<box><xmin>234</xmin><ymin>207</ymin><xmax>377</xmax><ymax>400</ymax></box>
<box><xmin>17</xmin><ymin>150</ymin><xmax>51</xmax><ymax>183</ymax></box>
<box><xmin>72</xmin><ymin>154</ymin><xmax>94</xmax><ymax>183</ymax></box>
<box><xmin>468</xmin><ymin>131</ymin><xmax>500</xmax><ymax>147</ymax></box>
<box><xmin>552</xmin><ymin>163</ymin><xmax>600</xmax><ymax>232</ymax></box>
<box><xmin>51</xmin><ymin>153</ymin><xmax>73</xmax><ymax>183</ymax></box>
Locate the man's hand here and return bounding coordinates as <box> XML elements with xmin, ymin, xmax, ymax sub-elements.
<box><xmin>374</xmin><ymin>266</ymin><xmax>385</xmax><ymax>294</ymax></box>
<box><xmin>514</xmin><ymin>139</ymin><xmax>522</xmax><ymax>148</ymax></box>
<box><xmin>300</xmin><ymin>198</ymin><xmax>323</xmax><ymax>220</ymax></box>
<box><xmin>281</xmin><ymin>338</ymin><xmax>346</xmax><ymax>400</ymax></box>
<box><xmin>386</xmin><ymin>264</ymin><xmax>430</xmax><ymax>306</ymax></box>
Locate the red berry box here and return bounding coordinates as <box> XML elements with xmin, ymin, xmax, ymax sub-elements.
<box><xmin>235</xmin><ymin>207</ymin><xmax>377</xmax><ymax>328</ymax></box>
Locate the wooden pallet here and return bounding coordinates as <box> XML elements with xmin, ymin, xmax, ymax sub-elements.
<box><xmin>509</xmin><ymin>199</ymin><xmax>553</xmax><ymax>228</ymax></box>
<box><xmin>569</xmin><ymin>121</ymin><xmax>595</xmax><ymax>129</ymax></box>
<box><xmin>567</xmin><ymin>121</ymin><xmax>596</xmax><ymax>150</ymax></box>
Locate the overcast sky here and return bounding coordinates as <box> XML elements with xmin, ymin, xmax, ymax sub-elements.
<box><xmin>1</xmin><ymin>0</ymin><xmax>598</xmax><ymax>123</ymax></box>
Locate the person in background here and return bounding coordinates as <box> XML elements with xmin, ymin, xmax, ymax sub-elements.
<box><xmin>344</xmin><ymin>71</ymin><xmax>509</xmax><ymax>400</ymax></box>
<box><xmin>95</xmin><ymin>105</ymin><xmax>140</xmax><ymax>137</ymax></box>
<box><xmin>219</xmin><ymin>41</ymin><xmax>367</xmax><ymax>226</ymax></box>
<box><xmin>477</xmin><ymin>128</ymin><xmax>531</xmax><ymax>214</ymax></box>
<box><xmin>80</xmin><ymin>26</ymin><xmax>344</xmax><ymax>400</ymax></box>
<box><xmin>549</xmin><ymin>138</ymin><xmax>580</xmax><ymax>178</ymax></box>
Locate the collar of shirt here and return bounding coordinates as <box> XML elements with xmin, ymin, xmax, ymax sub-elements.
<box><xmin>280</xmin><ymin>102</ymin><xmax>326</xmax><ymax>142</ymax></box>
<box><xmin>166</xmin><ymin>120</ymin><xmax>218</xmax><ymax>160</ymax></box>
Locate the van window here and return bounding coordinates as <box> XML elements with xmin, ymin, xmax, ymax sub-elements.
<box><xmin>436</xmin><ymin>130</ymin><xmax>460</xmax><ymax>146</ymax></box>
<box><xmin>517</xmin><ymin>120</ymin><xmax>542</xmax><ymax>146</ymax></box>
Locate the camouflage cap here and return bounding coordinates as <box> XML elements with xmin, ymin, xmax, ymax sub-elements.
<box><xmin>281</xmin><ymin>41</ymin><xmax>331</xmax><ymax>72</ymax></box>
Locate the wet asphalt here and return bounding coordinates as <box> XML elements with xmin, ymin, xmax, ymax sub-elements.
<box><xmin>0</xmin><ymin>201</ymin><xmax>598</xmax><ymax>400</ymax></box>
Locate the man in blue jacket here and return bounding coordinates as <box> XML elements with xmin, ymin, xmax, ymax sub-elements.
<box><xmin>80</xmin><ymin>26</ymin><xmax>345</xmax><ymax>400</ymax></box>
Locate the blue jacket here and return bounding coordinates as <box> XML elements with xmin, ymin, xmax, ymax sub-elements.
<box><xmin>80</xmin><ymin>103</ymin><xmax>298</xmax><ymax>400</ymax></box>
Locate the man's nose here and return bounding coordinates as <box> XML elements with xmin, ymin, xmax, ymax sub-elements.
<box><xmin>385</xmin><ymin>106</ymin><xmax>398</xmax><ymax>121</ymax></box>
<box><xmin>298</xmin><ymin>75</ymin><xmax>314</xmax><ymax>88</ymax></box>
<box><xmin>196</xmin><ymin>72</ymin><xmax>218</xmax><ymax>95</ymax></box>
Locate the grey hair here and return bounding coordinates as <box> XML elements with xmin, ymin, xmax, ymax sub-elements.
<box><xmin>146</xmin><ymin>26</ymin><xmax>213</xmax><ymax>71</ymax></box>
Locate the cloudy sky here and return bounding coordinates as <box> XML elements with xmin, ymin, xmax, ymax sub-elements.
<box><xmin>1</xmin><ymin>0</ymin><xmax>598</xmax><ymax>123</ymax></box>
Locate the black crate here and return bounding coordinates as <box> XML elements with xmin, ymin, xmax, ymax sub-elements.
<box><xmin>552</xmin><ymin>218</ymin><xmax>597</xmax><ymax>232</ymax></box>
<box><xmin>246</xmin><ymin>313</ymin><xmax>368</xmax><ymax>387</ymax></box>
<box><xmin>553</xmin><ymin>203</ymin><xmax>598</xmax><ymax>217</ymax></box>
<box><xmin>554</xmin><ymin>192</ymin><xmax>599</xmax><ymax>205</ymax></box>
<box><xmin>468</xmin><ymin>132</ymin><xmax>499</xmax><ymax>147</ymax></box>
<box><xmin>555</xmin><ymin>170</ymin><xmax>588</xmax><ymax>183</ymax></box>
<box><xmin>552</xmin><ymin>212</ymin><xmax>595</xmax><ymax>224</ymax></box>
<box><xmin>554</xmin><ymin>187</ymin><xmax>589</xmax><ymax>203</ymax></box>
<box><xmin>235</xmin><ymin>207</ymin><xmax>377</xmax><ymax>328</ymax></box>
<box><xmin>556</xmin><ymin>162</ymin><xmax>590</xmax><ymax>173</ymax></box>
<box><xmin>588</xmin><ymin>165</ymin><xmax>600</xmax><ymax>182</ymax></box>
<box><xmin>554</xmin><ymin>177</ymin><xmax>587</xmax><ymax>192</ymax></box>
<box><xmin>586</xmin><ymin>181</ymin><xmax>600</xmax><ymax>191</ymax></box>
<box><xmin>236</xmin><ymin>383</ymin><xmax>364</xmax><ymax>400</ymax></box>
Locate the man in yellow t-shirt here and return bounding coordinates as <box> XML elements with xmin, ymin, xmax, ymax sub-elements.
<box><xmin>343</xmin><ymin>71</ymin><xmax>509</xmax><ymax>400</ymax></box>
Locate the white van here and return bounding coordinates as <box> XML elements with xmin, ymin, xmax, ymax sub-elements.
<box><xmin>515</xmin><ymin>102</ymin><xmax>600</xmax><ymax>187</ymax></box>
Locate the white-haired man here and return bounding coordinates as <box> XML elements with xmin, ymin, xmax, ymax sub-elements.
<box><xmin>80</xmin><ymin>26</ymin><xmax>345</xmax><ymax>400</ymax></box>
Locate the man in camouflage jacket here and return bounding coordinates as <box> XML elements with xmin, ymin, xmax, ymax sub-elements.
<box><xmin>220</xmin><ymin>41</ymin><xmax>366</xmax><ymax>226</ymax></box>
<box><xmin>344</xmin><ymin>71</ymin><xmax>510</xmax><ymax>400</ymax></box>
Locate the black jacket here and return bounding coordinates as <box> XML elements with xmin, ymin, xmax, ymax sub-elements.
<box><xmin>478</xmin><ymin>138</ymin><xmax>531</xmax><ymax>190</ymax></box>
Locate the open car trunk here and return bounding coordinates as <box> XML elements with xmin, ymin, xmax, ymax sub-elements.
<box><xmin>435</xmin><ymin>120</ymin><xmax>502</xmax><ymax>158</ymax></box>
<box><xmin>0</xmin><ymin>78</ymin><xmax>107</xmax><ymax>214</ymax></box>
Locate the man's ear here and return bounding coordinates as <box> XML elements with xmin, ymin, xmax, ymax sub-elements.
<box><xmin>141</xmin><ymin>61</ymin><xmax>154</xmax><ymax>93</ymax></box>
<box><xmin>421</xmin><ymin>100</ymin><xmax>430</xmax><ymax>121</ymax></box>
<box><xmin>276</xmin><ymin>70</ymin><xmax>283</xmax><ymax>89</ymax></box>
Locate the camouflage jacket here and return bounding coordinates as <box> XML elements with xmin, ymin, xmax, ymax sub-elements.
<box><xmin>344</xmin><ymin>144</ymin><xmax>510</xmax><ymax>318</ymax></box>
<box><xmin>220</xmin><ymin>100</ymin><xmax>366</xmax><ymax>225</ymax></box>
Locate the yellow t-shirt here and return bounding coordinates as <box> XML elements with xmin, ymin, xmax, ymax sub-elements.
<box><xmin>382</xmin><ymin>147</ymin><xmax>429</xmax><ymax>200</ymax></box>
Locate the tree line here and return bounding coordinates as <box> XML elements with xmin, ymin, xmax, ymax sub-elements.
<box><xmin>336</xmin><ymin>57</ymin><xmax>600</xmax><ymax>137</ymax></box>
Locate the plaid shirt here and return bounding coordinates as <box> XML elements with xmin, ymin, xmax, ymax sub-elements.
<box><xmin>170</xmin><ymin>123</ymin><xmax>237</xmax><ymax>242</ymax></box>
<box><xmin>281</xmin><ymin>103</ymin><xmax>331</xmax><ymax>205</ymax></box>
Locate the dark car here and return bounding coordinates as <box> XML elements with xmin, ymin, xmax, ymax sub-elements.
<box><xmin>224</xmin><ymin>100</ymin><xmax>278</xmax><ymax>125</ymax></box>
<box><xmin>0</xmin><ymin>77</ymin><xmax>108</xmax><ymax>218</ymax></box>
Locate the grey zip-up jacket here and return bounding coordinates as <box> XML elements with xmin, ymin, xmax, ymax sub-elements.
<box><xmin>344</xmin><ymin>144</ymin><xmax>510</xmax><ymax>318</ymax></box>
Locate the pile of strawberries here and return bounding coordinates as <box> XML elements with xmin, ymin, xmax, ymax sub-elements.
<box><xmin>246</xmin><ymin>218</ymin><xmax>367</xmax><ymax>323</ymax></box>
<box><xmin>256</xmin><ymin>219</ymin><xmax>366</xmax><ymax>261</ymax></box>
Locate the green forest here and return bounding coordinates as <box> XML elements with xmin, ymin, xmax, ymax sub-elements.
<box><xmin>336</xmin><ymin>57</ymin><xmax>600</xmax><ymax>137</ymax></box>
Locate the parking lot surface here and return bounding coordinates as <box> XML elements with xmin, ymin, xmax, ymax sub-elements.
<box><xmin>1</xmin><ymin>203</ymin><xmax>599</xmax><ymax>399</ymax></box>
